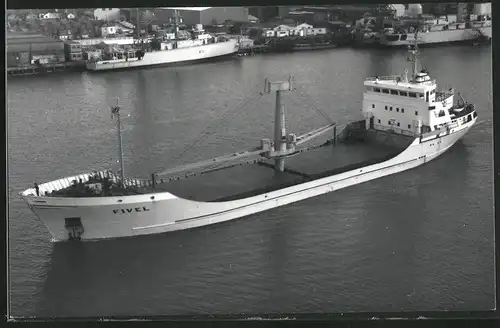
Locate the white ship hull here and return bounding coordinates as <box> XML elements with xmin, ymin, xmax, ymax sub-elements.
<box><xmin>20</xmin><ymin>117</ymin><xmax>475</xmax><ymax>242</ymax></box>
<box><xmin>86</xmin><ymin>40</ymin><xmax>239</xmax><ymax>71</ymax></box>
<box><xmin>380</xmin><ymin>27</ymin><xmax>492</xmax><ymax>47</ymax></box>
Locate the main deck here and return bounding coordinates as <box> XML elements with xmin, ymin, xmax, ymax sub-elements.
<box><xmin>40</xmin><ymin>127</ymin><xmax>413</xmax><ymax>203</ymax></box>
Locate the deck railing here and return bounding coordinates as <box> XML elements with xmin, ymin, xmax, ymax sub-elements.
<box><xmin>22</xmin><ymin>170</ymin><xmax>109</xmax><ymax>196</ymax></box>
<box><xmin>435</xmin><ymin>88</ymin><xmax>455</xmax><ymax>102</ymax></box>
<box><xmin>372</xmin><ymin>124</ymin><xmax>417</xmax><ymax>137</ymax></box>
<box><xmin>365</xmin><ymin>75</ymin><xmax>402</xmax><ymax>82</ymax></box>
<box><xmin>22</xmin><ymin>170</ymin><xmax>160</xmax><ymax>197</ymax></box>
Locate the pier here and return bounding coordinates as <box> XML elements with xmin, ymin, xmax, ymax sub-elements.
<box><xmin>237</xmin><ymin>44</ymin><xmax>270</xmax><ymax>55</ymax></box>
<box><xmin>7</xmin><ymin>61</ymin><xmax>86</xmax><ymax>77</ymax></box>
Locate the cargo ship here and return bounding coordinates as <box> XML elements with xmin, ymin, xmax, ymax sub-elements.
<box><xmin>85</xmin><ymin>10</ymin><xmax>239</xmax><ymax>71</ymax></box>
<box><xmin>20</xmin><ymin>36</ymin><xmax>477</xmax><ymax>242</ymax></box>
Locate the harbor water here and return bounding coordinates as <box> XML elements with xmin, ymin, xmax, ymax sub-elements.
<box><xmin>7</xmin><ymin>45</ymin><xmax>494</xmax><ymax>317</ymax></box>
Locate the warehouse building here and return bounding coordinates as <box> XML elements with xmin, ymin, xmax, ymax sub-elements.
<box><xmin>153</xmin><ymin>7</ymin><xmax>249</xmax><ymax>27</ymax></box>
<box><xmin>7</xmin><ymin>33</ymin><xmax>65</xmax><ymax>67</ymax></box>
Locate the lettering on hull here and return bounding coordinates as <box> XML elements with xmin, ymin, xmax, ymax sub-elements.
<box><xmin>113</xmin><ymin>207</ymin><xmax>150</xmax><ymax>214</ymax></box>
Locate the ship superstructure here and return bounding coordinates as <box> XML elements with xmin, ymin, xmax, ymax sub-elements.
<box><xmin>20</xmin><ymin>35</ymin><xmax>477</xmax><ymax>242</ymax></box>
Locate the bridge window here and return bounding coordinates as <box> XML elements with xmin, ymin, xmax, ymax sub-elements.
<box><xmin>401</xmin><ymin>108</ymin><xmax>405</xmax><ymax>113</ymax></box>
<box><xmin>390</xmin><ymin>89</ymin><xmax>398</xmax><ymax>95</ymax></box>
<box><xmin>374</xmin><ymin>88</ymin><xmax>381</xmax><ymax>92</ymax></box>
<box><xmin>378</xmin><ymin>119</ymin><xmax>381</xmax><ymax>123</ymax></box>
<box><xmin>409</xmin><ymin>92</ymin><xmax>417</xmax><ymax>98</ymax></box>
<box><xmin>397</xmin><ymin>122</ymin><xmax>400</xmax><ymax>126</ymax></box>
<box><xmin>400</xmin><ymin>91</ymin><xmax>408</xmax><ymax>96</ymax></box>
<box><xmin>382</xmin><ymin>89</ymin><xmax>389</xmax><ymax>94</ymax></box>
<box><xmin>385</xmin><ymin>105</ymin><xmax>388</xmax><ymax>110</ymax></box>
<box><xmin>390</xmin><ymin>106</ymin><xmax>393</xmax><ymax>111</ymax></box>
<box><xmin>408</xmin><ymin>124</ymin><xmax>411</xmax><ymax>129</ymax></box>
<box><xmin>372</xmin><ymin>104</ymin><xmax>375</xmax><ymax>108</ymax></box>
<box><xmin>396</xmin><ymin>108</ymin><xmax>399</xmax><ymax>112</ymax></box>
<box><xmin>415</xmin><ymin>110</ymin><xmax>419</xmax><ymax>115</ymax></box>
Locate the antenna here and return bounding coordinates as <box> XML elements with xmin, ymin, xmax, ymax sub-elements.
<box><xmin>406</xmin><ymin>29</ymin><xmax>420</xmax><ymax>83</ymax></box>
<box><xmin>110</xmin><ymin>98</ymin><xmax>125</xmax><ymax>187</ymax></box>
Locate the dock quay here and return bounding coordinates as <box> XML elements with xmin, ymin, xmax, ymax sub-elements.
<box><xmin>7</xmin><ymin>61</ymin><xmax>86</xmax><ymax>77</ymax></box>
<box><xmin>237</xmin><ymin>44</ymin><xmax>270</xmax><ymax>55</ymax></box>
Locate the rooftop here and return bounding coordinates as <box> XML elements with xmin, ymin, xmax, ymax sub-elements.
<box><xmin>7</xmin><ymin>33</ymin><xmax>63</xmax><ymax>44</ymax></box>
<box><xmin>7</xmin><ymin>32</ymin><xmax>46</xmax><ymax>39</ymax></box>
<box><xmin>364</xmin><ymin>75</ymin><xmax>436</xmax><ymax>91</ymax></box>
<box><xmin>161</xmin><ymin>7</ymin><xmax>212</xmax><ymax>12</ymax></box>
<box><xmin>118</xmin><ymin>21</ymin><xmax>135</xmax><ymax>29</ymax></box>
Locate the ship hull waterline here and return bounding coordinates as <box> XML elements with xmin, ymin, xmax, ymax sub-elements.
<box><xmin>20</xmin><ymin>118</ymin><xmax>475</xmax><ymax>242</ymax></box>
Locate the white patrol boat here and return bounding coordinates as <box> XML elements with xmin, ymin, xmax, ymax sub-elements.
<box><xmin>20</xmin><ymin>34</ymin><xmax>477</xmax><ymax>242</ymax></box>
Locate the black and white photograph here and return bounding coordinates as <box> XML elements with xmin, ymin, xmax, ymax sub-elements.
<box><xmin>7</xmin><ymin>1</ymin><xmax>495</xmax><ymax>320</ymax></box>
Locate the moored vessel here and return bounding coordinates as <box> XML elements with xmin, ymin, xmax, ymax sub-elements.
<box><xmin>20</xmin><ymin>35</ymin><xmax>478</xmax><ymax>242</ymax></box>
<box><xmin>380</xmin><ymin>14</ymin><xmax>492</xmax><ymax>47</ymax></box>
<box><xmin>85</xmin><ymin>10</ymin><xmax>239</xmax><ymax>71</ymax></box>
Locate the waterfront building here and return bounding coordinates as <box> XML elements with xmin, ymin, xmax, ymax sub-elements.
<box><xmin>7</xmin><ymin>33</ymin><xmax>65</xmax><ymax>67</ymax></box>
<box><xmin>94</xmin><ymin>8</ymin><xmax>121</xmax><ymax>21</ymax></box>
<box><xmin>153</xmin><ymin>7</ymin><xmax>249</xmax><ymax>26</ymax></box>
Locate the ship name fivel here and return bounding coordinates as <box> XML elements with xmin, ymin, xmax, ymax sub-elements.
<box><xmin>113</xmin><ymin>207</ymin><xmax>150</xmax><ymax>214</ymax></box>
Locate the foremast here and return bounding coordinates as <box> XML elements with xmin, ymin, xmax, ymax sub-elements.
<box><xmin>171</xmin><ymin>9</ymin><xmax>181</xmax><ymax>49</ymax></box>
<box><xmin>111</xmin><ymin>103</ymin><xmax>125</xmax><ymax>187</ymax></box>
<box><xmin>407</xmin><ymin>30</ymin><xmax>421</xmax><ymax>83</ymax></box>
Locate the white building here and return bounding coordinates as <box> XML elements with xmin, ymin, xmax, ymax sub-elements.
<box><xmin>390</xmin><ymin>4</ymin><xmax>406</xmax><ymax>18</ymax></box>
<box><xmin>101</xmin><ymin>25</ymin><xmax>117</xmax><ymax>37</ymax></box>
<box><xmin>26</xmin><ymin>13</ymin><xmax>37</xmax><ymax>21</ymax></box>
<box><xmin>248</xmin><ymin>14</ymin><xmax>259</xmax><ymax>23</ymax></box>
<box><xmin>100</xmin><ymin>22</ymin><xmax>135</xmax><ymax>37</ymax></box>
<box><xmin>290</xmin><ymin>23</ymin><xmax>326</xmax><ymax>36</ymax></box>
<box><xmin>73</xmin><ymin>37</ymin><xmax>137</xmax><ymax>47</ymax></box>
<box><xmin>39</xmin><ymin>12</ymin><xmax>59</xmax><ymax>20</ymax></box>
<box><xmin>154</xmin><ymin>7</ymin><xmax>248</xmax><ymax>26</ymax></box>
<box><xmin>262</xmin><ymin>29</ymin><xmax>275</xmax><ymax>37</ymax></box>
<box><xmin>94</xmin><ymin>8</ymin><xmax>121</xmax><ymax>21</ymax></box>
<box><xmin>473</xmin><ymin>3</ymin><xmax>491</xmax><ymax>15</ymax></box>
<box><xmin>406</xmin><ymin>4</ymin><xmax>423</xmax><ymax>17</ymax></box>
<box><xmin>265</xmin><ymin>23</ymin><xmax>327</xmax><ymax>38</ymax></box>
